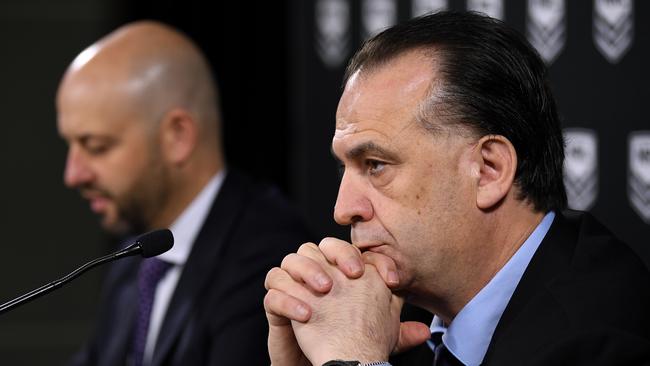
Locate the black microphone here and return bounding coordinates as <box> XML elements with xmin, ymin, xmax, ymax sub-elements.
<box><xmin>0</xmin><ymin>229</ymin><xmax>174</xmax><ymax>315</ymax></box>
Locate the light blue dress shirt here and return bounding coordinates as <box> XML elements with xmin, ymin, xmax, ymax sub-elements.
<box><xmin>427</xmin><ymin>211</ymin><xmax>556</xmax><ymax>366</ymax></box>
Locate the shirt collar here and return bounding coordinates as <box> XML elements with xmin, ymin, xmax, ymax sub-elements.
<box><xmin>431</xmin><ymin>211</ymin><xmax>555</xmax><ymax>366</ymax></box>
<box><xmin>158</xmin><ymin>170</ymin><xmax>226</xmax><ymax>266</ymax></box>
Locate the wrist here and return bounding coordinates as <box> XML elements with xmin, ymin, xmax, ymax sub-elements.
<box><xmin>313</xmin><ymin>347</ymin><xmax>388</xmax><ymax>366</ymax></box>
<box><xmin>322</xmin><ymin>361</ymin><xmax>391</xmax><ymax>366</ymax></box>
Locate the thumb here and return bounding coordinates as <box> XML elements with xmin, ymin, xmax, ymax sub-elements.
<box><xmin>393</xmin><ymin>321</ymin><xmax>431</xmax><ymax>354</ymax></box>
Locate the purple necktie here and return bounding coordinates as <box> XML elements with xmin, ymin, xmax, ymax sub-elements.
<box><xmin>131</xmin><ymin>257</ymin><xmax>173</xmax><ymax>366</ymax></box>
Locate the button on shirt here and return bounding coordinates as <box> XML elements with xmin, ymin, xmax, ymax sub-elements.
<box><xmin>142</xmin><ymin>170</ymin><xmax>226</xmax><ymax>365</ymax></box>
<box><xmin>428</xmin><ymin>212</ymin><xmax>555</xmax><ymax>366</ymax></box>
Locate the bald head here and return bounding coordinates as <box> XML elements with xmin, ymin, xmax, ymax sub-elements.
<box><xmin>57</xmin><ymin>21</ymin><xmax>225</xmax><ymax>234</ymax></box>
<box><xmin>59</xmin><ymin>20</ymin><xmax>221</xmax><ymax>144</ymax></box>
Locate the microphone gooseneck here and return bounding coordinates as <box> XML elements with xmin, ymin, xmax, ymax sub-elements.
<box><xmin>0</xmin><ymin>229</ymin><xmax>174</xmax><ymax>315</ymax></box>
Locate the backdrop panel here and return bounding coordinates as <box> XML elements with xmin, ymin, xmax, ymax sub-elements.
<box><xmin>289</xmin><ymin>0</ymin><xmax>650</xmax><ymax>257</ymax></box>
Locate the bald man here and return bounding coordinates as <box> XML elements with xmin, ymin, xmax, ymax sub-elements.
<box><xmin>58</xmin><ymin>21</ymin><xmax>310</xmax><ymax>366</ymax></box>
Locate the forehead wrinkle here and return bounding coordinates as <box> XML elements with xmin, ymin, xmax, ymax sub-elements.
<box><xmin>332</xmin><ymin>128</ymin><xmax>424</xmax><ymax>175</ymax></box>
<box><xmin>333</xmin><ymin>113</ymin><xmax>423</xmax><ymax>161</ymax></box>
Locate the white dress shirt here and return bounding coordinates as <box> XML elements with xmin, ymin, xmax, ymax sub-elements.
<box><xmin>142</xmin><ymin>170</ymin><xmax>226</xmax><ymax>365</ymax></box>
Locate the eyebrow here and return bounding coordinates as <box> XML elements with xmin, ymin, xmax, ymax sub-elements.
<box><xmin>331</xmin><ymin>141</ymin><xmax>400</xmax><ymax>162</ymax></box>
<box><xmin>78</xmin><ymin>134</ymin><xmax>109</xmax><ymax>142</ymax></box>
<box><xmin>73</xmin><ymin>134</ymin><xmax>117</xmax><ymax>147</ymax></box>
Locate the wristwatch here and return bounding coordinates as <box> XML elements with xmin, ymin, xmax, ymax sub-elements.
<box><xmin>322</xmin><ymin>361</ymin><xmax>389</xmax><ymax>366</ymax></box>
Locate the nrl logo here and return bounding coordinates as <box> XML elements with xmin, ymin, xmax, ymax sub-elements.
<box><xmin>412</xmin><ymin>0</ymin><xmax>448</xmax><ymax>17</ymax></box>
<box><xmin>315</xmin><ymin>0</ymin><xmax>351</xmax><ymax>68</ymax></box>
<box><xmin>467</xmin><ymin>0</ymin><xmax>505</xmax><ymax>20</ymax></box>
<box><xmin>526</xmin><ymin>0</ymin><xmax>566</xmax><ymax>65</ymax></box>
<box><xmin>361</xmin><ymin>0</ymin><xmax>397</xmax><ymax>39</ymax></box>
<box><xmin>628</xmin><ymin>131</ymin><xmax>650</xmax><ymax>223</ymax></box>
<box><xmin>593</xmin><ymin>0</ymin><xmax>634</xmax><ymax>64</ymax></box>
<box><xmin>563</xmin><ymin>129</ymin><xmax>599</xmax><ymax>211</ymax></box>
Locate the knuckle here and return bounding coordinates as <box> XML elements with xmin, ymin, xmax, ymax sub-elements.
<box><xmin>297</xmin><ymin>242</ymin><xmax>318</xmax><ymax>255</ymax></box>
<box><xmin>319</xmin><ymin>236</ymin><xmax>345</xmax><ymax>248</ymax></box>
<box><xmin>280</xmin><ymin>253</ymin><xmax>298</xmax><ymax>269</ymax></box>
<box><xmin>263</xmin><ymin>291</ymin><xmax>273</xmax><ymax>309</ymax></box>
<box><xmin>264</xmin><ymin>267</ymin><xmax>281</xmax><ymax>289</ymax></box>
<box><xmin>320</xmin><ymin>237</ymin><xmax>357</xmax><ymax>257</ymax></box>
<box><xmin>263</xmin><ymin>289</ymin><xmax>280</xmax><ymax>311</ymax></box>
<box><xmin>318</xmin><ymin>237</ymin><xmax>334</xmax><ymax>247</ymax></box>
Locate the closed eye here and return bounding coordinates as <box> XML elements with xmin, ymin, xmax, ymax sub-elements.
<box><xmin>80</xmin><ymin>136</ymin><xmax>116</xmax><ymax>156</ymax></box>
<box><xmin>86</xmin><ymin>144</ymin><xmax>110</xmax><ymax>155</ymax></box>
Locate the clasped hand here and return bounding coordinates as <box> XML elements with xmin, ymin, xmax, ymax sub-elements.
<box><xmin>264</xmin><ymin>237</ymin><xmax>430</xmax><ymax>366</ymax></box>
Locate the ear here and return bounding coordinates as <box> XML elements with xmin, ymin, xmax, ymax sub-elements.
<box><xmin>159</xmin><ymin>108</ymin><xmax>198</xmax><ymax>165</ymax></box>
<box><xmin>474</xmin><ymin>135</ymin><xmax>517</xmax><ymax>210</ymax></box>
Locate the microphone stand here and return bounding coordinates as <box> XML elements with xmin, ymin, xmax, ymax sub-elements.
<box><xmin>0</xmin><ymin>243</ymin><xmax>142</xmax><ymax>315</ymax></box>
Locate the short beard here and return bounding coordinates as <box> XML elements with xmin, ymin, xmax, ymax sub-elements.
<box><xmin>114</xmin><ymin>150</ymin><xmax>172</xmax><ymax>236</ymax></box>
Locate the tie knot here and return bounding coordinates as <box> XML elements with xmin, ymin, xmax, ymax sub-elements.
<box><xmin>141</xmin><ymin>257</ymin><xmax>172</xmax><ymax>274</ymax></box>
<box><xmin>430</xmin><ymin>331</ymin><xmax>463</xmax><ymax>366</ymax></box>
<box><xmin>430</xmin><ymin>331</ymin><xmax>444</xmax><ymax>347</ymax></box>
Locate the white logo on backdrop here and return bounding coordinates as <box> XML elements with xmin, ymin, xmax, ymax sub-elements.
<box><xmin>412</xmin><ymin>0</ymin><xmax>448</xmax><ymax>17</ymax></box>
<box><xmin>628</xmin><ymin>131</ymin><xmax>650</xmax><ymax>223</ymax></box>
<box><xmin>593</xmin><ymin>0</ymin><xmax>634</xmax><ymax>64</ymax></box>
<box><xmin>563</xmin><ymin>129</ymin><xmax>599</xmax><ymax>211</ymax></box>
<box><xmin>361</xmin><ymin>0</ymin><xmax>397</xmax><ymax>39</ymax></box>
<box><xmin>526</xmin><ymin>0</ymin><xmax>566</xmax><ymax>65</ymax></box>
<box><xmin>315</xmin><ymin>0</ymin><xmax>351</xmax><ymax>68</ymax></box>
<box><xmin>467</xmin><ymin>0</ymin><xmax>505</xmax><ymax>20</ymax></box>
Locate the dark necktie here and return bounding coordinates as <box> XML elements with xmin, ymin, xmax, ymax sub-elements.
<box><xmin>431</xmin><ymin>331</ymin><xmax>464</xmax><ymax>366</ymax></box>
<box><xmin>131</xmin><ymin>258</ymin><xmax>173</xmax><ymax>366</ymax></box>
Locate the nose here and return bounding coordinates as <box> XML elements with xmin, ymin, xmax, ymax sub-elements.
<box><xmin>333</xmin><ymin>170</ymin><xmax>374</xmax><ymax>226</ymax></box>
<box><xmin>63</xmin><ymin>146</ymin><xmax>94</xmax><ymax>188</ymax></box>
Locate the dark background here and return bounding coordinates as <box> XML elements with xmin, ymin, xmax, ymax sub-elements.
<box><xmin>0</xmin><ymin>1</ymin><xmax>647</xmax><ymax>363</ymax></box>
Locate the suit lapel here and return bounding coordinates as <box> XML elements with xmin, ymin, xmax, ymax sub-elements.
<box><xmin>150</xmin><ymin>171</ymin><xmax>249</xmax><ymax>366</ymax></box>
<box><xmin>481</xmin><ymin>212</ymin><xmax>579</xmax><ymax>365</ymax></box>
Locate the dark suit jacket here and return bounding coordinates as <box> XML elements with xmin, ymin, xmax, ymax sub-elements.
<box><xmin>69</xmin><ymin>171</ymin><xmax>312</xmax><ymax>366</ymax></box>
<box><xmin>391</xmin><ymin>211</ymin><xmax>650</xmax><ymax>366</ymax></box>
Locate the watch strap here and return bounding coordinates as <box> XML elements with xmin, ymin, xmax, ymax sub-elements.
<box><xmin>322</xmin><ymin>361</ymin><xmax>391</xmax><ymax>366</ymax></box>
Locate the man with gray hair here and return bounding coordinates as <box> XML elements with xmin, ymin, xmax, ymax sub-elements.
<box><xmin>264</xmin><ymin>11</ymin><xmax>650</xmax><ymax>366</ymax></box>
